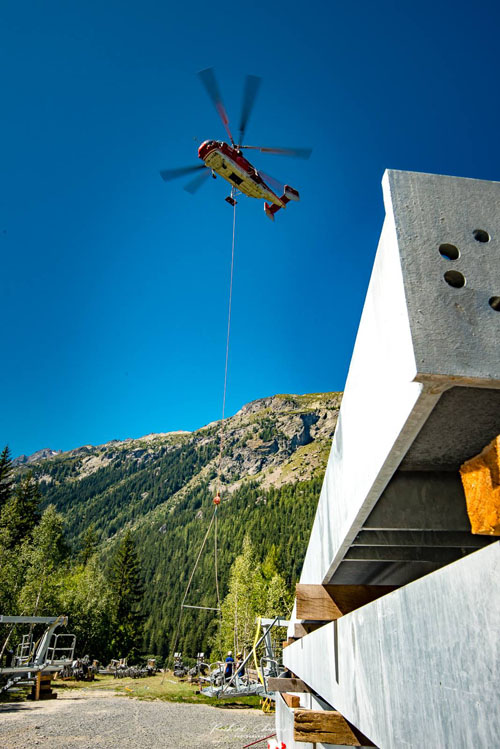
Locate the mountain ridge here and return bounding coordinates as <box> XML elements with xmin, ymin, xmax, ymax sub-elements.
<box><xmin>14</xmin><ymin>392</ymin><xmax>341</xmax><ymax>656</ymax></box>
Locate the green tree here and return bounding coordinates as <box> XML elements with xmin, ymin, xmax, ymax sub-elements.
<box><xmin>108</xmin><ymin>530</ymin><xmax>145</xmax><ymax>661</ymax></box>
<box><xmin>261</xmin><ymin>544</ymin><xmax>293</xmax><ymax>616</ymax></box>
<box><xmin>261</xmin><ymin>544</ymin><xmax>280</xmax><ymax>581</ymax></box>
<box><xmin>56</xmin><ymin>557</ymin><xmax>114</xmax><ymax>662</ymax></box>
<box><xmin>0</xmin><ymin>445</ymin><xmax>13</xmax><ymax>509</ymax></box>
<box><xmin>17</xmin><ymin>505</ymin><xmax>69</xmax><ymax>616</ymax></box>
<box><xmin>0</xmin><ymin>471</ymin><xmax>41</xmax><ymax>549</ymax></box>
<box><xmin>211</xmin><ymin>535</ymin><xmax>264</xmax><ymax>659</ymax></box>
<box><xmin>80</xmin><ymin>523</ymin><xmax>99</xmax><ymax>564</ymax></box>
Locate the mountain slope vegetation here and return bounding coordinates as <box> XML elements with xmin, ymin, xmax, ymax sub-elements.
<box><xmin>14</xmin><ymin>393</ymin><xmax>341</xmax><ymax>656</ymax></box>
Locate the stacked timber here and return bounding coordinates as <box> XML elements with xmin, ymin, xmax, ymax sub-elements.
<box><xmin>31</xmin><ymin>672</ymin><xmax>56</xmax><ymax>700</ymax></box>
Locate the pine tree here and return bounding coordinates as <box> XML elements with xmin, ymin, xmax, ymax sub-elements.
<box><xmin>0</xmin><ymin>471</ymin><xmax>41</xmax><ymax>549</ymax></box>
<box><xmin>80</xmin><ymin>523</ymin><xmax>99</xmax><ymax>564</ymax></box>
<box><xmin>109</xmin><ymin>530</ymin><xmax>145</xmax><ymax>661</ymax></box>
<box><xmin>0</xmin><ymin>445</ymin><xmax>13</xmax><ymax>509</ymax></box>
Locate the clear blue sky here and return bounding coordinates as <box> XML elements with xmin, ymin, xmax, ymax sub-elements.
<box><xmin>2</xmin><ymin>0</ymin><xmax>500</xmax><ymax>457</ymax></box>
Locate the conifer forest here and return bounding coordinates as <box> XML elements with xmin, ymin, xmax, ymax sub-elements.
<box><xmin>0</xmin><ymin>393</ymin><xmax>341</xmax><ymax>663</ymax></box>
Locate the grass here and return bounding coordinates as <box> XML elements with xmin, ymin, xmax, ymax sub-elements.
<box><xmin>52</xmin><ymin>672</ymin><xmax>261</xmax><ymax>709</ymax></box>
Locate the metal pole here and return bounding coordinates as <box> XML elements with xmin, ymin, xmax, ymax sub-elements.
<box><xmin>221</xmin><ymin>617</ymin><xmax>278</xmax><ymax>694</ymax></box>
<box><xmin>181</xmin><ymin>605</ymin><xmax>221</xmax><ymax>612</ymax></box>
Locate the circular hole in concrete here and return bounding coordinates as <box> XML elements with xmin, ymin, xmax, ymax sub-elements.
<box><xmin>473</xmin><ymin>229</ymin><xmax>490</xmax><ymax>243</ymax></box>
<box><xmin>439</xmin><ymin>243</ymin><xmax>460</xmax><ymax>260</ymax></box>
<box><xmin>444</xmin><ymin>270</ymin><xmax>466</xmax><ymax>288</ymax></box>
<box><xmin>489</xmin><ymin>296</ymin><xmax>500</xmax><ymax>311</ymax></box>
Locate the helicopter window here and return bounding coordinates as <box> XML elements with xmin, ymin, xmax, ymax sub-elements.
<box><xmin>229</xmin><ymin>173</ymin><xmax>243</xmax><ymax>185</ymax></box>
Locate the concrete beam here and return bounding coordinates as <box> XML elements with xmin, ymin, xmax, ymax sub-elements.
<box><xmin>284</xmin><ymin>543</ymin><xmax>500</xmax><ymax>748</ymax></box>
<box><xmin>300</xmin><ymin>170</ymin><xmax>500</xmax><ymax>587</ymax></box>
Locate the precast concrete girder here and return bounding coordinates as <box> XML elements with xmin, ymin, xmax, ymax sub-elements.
<box><xmin>300</xmin><ymin>170</ymin><xmax>500</xmax><ymax>589</ymax></box>
<box><xmin>284</xmin><ymin>542</ymin><xmax>500</xmax><ymax>749</ymax></box>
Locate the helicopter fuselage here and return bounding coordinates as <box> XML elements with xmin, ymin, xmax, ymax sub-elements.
<box><xmin>198</xmin><ymin>140</ymin><xmax>284</xmax><ymax>207</ymax></box>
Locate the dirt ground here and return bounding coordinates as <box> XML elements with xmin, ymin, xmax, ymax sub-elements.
<box><xmin>0</xmin><ymin>688</ymin><xmax>275</xmax><ymax>748</ymax></box>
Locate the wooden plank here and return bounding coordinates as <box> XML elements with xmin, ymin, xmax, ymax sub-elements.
<box><xmin>282</xmin><ymin>692</ymin><xmax>300</xmax><ymax>708</ymax></box>
<box><xmin>267</xmin><ymin>677</ymin><xmax>313</xmax><ymax>693</ymax></box>
<box><xmin>293</xmin><ymin>622</ymin><xmax>323</xmax><ymax>638</ymax></box>
<box><xmin>282</xmin><ymin>638</ymin><xmax>296</xmax><ymax>649</ymax></box>
<box><xmin>296</xmin><ymin>583</ymin><xmax>397</xmax><ymax>621</ymax></box>
<box><xmin>34</xmin><ymin>672</ymin><xmax>41</xmax><ymax>701</ymax></box>
<box><xmin>296</xmin><ymin>584</ymin><xmax>343</xmax><ymax>620</ymax></box>
<box><xmin>294</xmin><ymin>709</ymin><xmax>374</xmax><ymax>746</ymax></box>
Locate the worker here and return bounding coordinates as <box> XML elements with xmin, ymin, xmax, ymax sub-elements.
<box><xmin>224</xmin><ymin>650</ymin><xmax>234</xmax><ymax>680</ymax></box>
<box><xmin>236</xmin><ymin>652</ymin><xmax>245</xmax><ymax>678</ymax></box>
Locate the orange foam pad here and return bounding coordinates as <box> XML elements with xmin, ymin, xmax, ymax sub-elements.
<box><xmin>460</xmin><ymin>435</ymin><xmax>500</xmax><ymax>535</ymax></box>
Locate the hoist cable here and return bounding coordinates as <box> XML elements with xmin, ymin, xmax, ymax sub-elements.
<box><xmin>214</xmin><ymin>196</ymin><xmax>236</xmax><ymax>631</ymax></box>
<box><xmin>214</xmin><ymin>508</ymin><xmax>221</xmax><ymax>613</ymax></box>
<box><xmin>217</xmin><ymin>196</ymin><xmax>236</xmax><ymax>493</ymax></box>
<box><xmin>165</xmin><ymin>507</ymin><xmax>217</xmax><ymax>679</ymax></box>
<box><xmin>167</xmin><ymin>199</ymin><xmax>237</xmax><ymax>678</ymax></box>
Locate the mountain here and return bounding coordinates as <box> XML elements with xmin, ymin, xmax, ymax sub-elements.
<box><xmin>13</xmin><ymin>447</ymin><xmax>62</xmax><ymax>466</ymax></box>
<box><xmin>18</xmin><ymin>392</ymin><xmax>341</xmax><ymax>656</ymax></box>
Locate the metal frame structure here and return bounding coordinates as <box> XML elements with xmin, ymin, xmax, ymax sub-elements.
<box><xmin>201</xmin><ymin>617</ymin><xmax>289</xmax><ymax>699</ymax></box>
<box><xmin>0</xmin><ymin>615</ymin><xmax>76</xmax><ymax>694</ymax></box>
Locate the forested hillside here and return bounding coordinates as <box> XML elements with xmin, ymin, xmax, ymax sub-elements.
<box><xmin>7</xmin><ymin>393</ymin><xmax>341</xmax><ymax>659</ymax></box>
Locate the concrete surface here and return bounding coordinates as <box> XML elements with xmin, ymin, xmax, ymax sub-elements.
<box><xmin>285</xmin><ymin>542</ymin><xmax>500</xmax><ymax>749</ymax></box>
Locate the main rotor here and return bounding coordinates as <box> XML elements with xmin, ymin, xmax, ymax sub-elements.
<box><xmin>160</xmin><ymin>68</ymin><xmax>311</xmax><ymax>194</ymax></box>
<box><xmin>197</xmin><ymin>67</ymin><xmax>312</xmax><ymax>157</ymax></box>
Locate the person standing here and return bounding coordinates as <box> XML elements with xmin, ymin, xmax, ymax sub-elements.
<box><xmin>224</xmin><ymin>651</ymin><xmax>234</xmax><ymax>681</ymax></box>
<box><xmin>236</xmin><ymin>652</ymin><xmax>245</xmax><ymax>679</ymax></box>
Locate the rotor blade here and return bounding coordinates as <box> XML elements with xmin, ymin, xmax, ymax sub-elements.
<box><xmin>160</xmin><ymin>165</ymin><xmax>206</xmax><ymax>182</ymax></box>
<box><xmin>241</xmin><ymin>145</ymin><xmax>312</xmax><ymax>160</ymax></box>
<box><xmin>198</xmin><ymin>67</ymin><xmax>234</xmax><ymax>144</ymax></box>
<box><xmin>257</xmin><ymin>169</ymin><xmax>284</xmax><ymax>195</ymax></box>
<box><xmin>184</xmin><ymin>168</ymin><xmax>210</xmax><ymax>194</ymax></box>
<box><xmin>238</xmin><ymin>75</ymin><xmax>261</xmax><ymax>145</ymax></box>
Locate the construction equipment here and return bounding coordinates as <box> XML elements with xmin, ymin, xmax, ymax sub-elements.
<box><xmin>58</xmin><ymin>655</ymin><xmax>98</xmax><ymax>681</ymax></box>
<box><xmin>201</xmin><ymin>617</ymin><xmax>289</xmax><ymax>699</ymax></box>
<box><xmin>0</xmin><ymin>615</ymin><xmax>76</xmax><ymax>697</ymax></box>
<box><xmin>173</xmin><ymin>652</ymin><xmax>188</xmax><ymax>678</ymax></box>
<box><xmin>188</xmin><ymin>652</ymin><xmax>209</xmax><ymax>684</ymax></box>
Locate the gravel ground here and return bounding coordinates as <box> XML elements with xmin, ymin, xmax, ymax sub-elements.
<box><xmin>0</xmin><ymin>690</ymin><xmax>275</xmax><ymax>748</ymax></box>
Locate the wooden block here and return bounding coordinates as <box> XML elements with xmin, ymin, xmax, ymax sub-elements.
<box><xmin>282</xmin><ymin>638</ymin><xmax>296</xmax><ymax>648</ymax></box>
<box><xmin>282</xmin><ymin>692</ymin><xmax>300</xmax><ymax>708</ymax></box>
<box><xmin>296</xmin><ymin>584</ymin><xmax>397</xmax><ymax>621</ymax></box>
<box><xmin>460</xmin><ymin>435</ymin><xmax>500</xmax><ymax>535</ymax></box>
<box><xmin>293</xmin><ymin>622</ymin><xmax>323</xmax><ymax>638</ymax></box>
<box><xmin>34</xmin><ymin>672</ymin><xmax>41</xmax><ymax>701</ymax></box>
<box><xmin>267</xmin><ymin>677</ymin><xmax>313</xmax><ymax>693</ymax></box>
<box><xmin>294</xmin><ymin>709</ymin><xmax>374</xmax><ymax>746</ymax></box>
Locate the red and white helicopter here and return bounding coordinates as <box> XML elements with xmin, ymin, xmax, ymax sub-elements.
<box><xmin>160</xmin><ymin>68</ymin><xmax>311</xmax><ymax>221</ymax></box>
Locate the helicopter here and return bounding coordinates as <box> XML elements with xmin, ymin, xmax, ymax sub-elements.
<box><xmin>160</xmin><ymin>68</ymin><xmax>311</xmax><ymax>221</ymax></box>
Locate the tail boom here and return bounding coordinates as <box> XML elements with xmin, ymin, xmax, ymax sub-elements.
<box><xmin>264</xmin><ymin>185</ymin><xmax>300</xmax><ymax>221</ymax></box>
